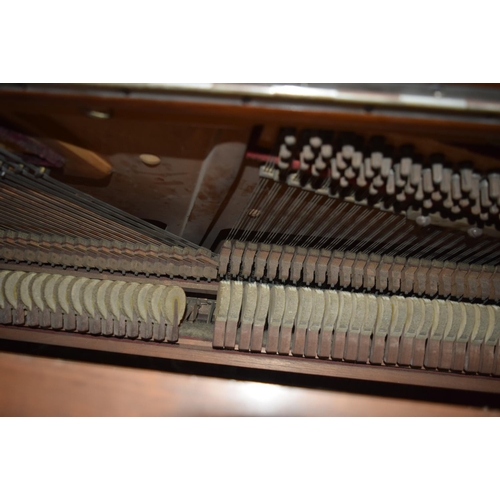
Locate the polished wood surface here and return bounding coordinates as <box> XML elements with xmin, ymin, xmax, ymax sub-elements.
<box><xmin>0</xmin><ymin>351</ymin><xmax>497</xmax><ymax>416</ymax></box>
<box><xmin>1</xmin><ymin>326</ymin><xmax>499</xmax><ymax>394</ymax></box>
<box><xmin>2</xmin><ymin>87</ymin><xmax>500</xmax><ymax>144</ymax></box>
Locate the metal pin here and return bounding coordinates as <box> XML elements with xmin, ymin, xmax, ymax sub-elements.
<box><xmin>381</xmin><ymin>158</ymin><xmax>392</xmax><ymax>178</ymax></box>
<box><xmin>415</xmin><ymin>179</ymin><xmax>424</xmax><ymax>201</ymax></box>
<box><xmin>356</xmin><ymin>162</ymin><xmax>367</xmax><ymax>188</ymax></box>
<box><xmin>352</xmin><ymin>151</ymin><xmax>363</xmax><ymax>168</ymax></box>
<box><xmin>470</xmin><ymin>174</ymin><xmax>480</xmax><ymax>200</ymax></box>
<box><xmin>422</xmin><ymin>169</ymin><xmax>433</xmax><ymax>194</ymax></box>
<box><xmin>386</xmin><ymin>169</ymin><xmax>395</xmax><ymax>195</ymax></box>
<box><xmin>471</xmin><ymin>196</ymin><xmax>481</xmax><ymax>216</ymax></box>
<box><xmin>460</xmin><ymin>168</ymin><xmax>473</xmax><ymax>193</ymax></box>
<box><xmin>310</xmin><ymin>137</ymin><xmax>322</xmax><ymax>148</ymax></box>
<box><xmin>480</xmin><ymin>179</ymin><xmax>492</xmax><ymax>208</ymax></box>
<box><xmin>401</xmin><ymin>158</ymin><xmax>412</xmax><ymax>178</ymax></box>
<box><xmin>440</xmin><ymin>168</ymin><xmax>452</xmax><ymax>194</ymax></box>
<box><xmin>451</xmin><ymin>174</ymin><xmax>462</xmax><ymax>201</ymax></box>
<box><xmin>344</xmin><ymin>166</ymin><xmax>356</xmax><ymax>180</ymax></box>
<box><xmin>342</xmin><ymin>145</ymin><xmax>354</xmax><ymax>159</ymax></box>
<box><xmin>320</xmin><ymin>144</ymin><xmax>333</xmax><ymax>159</ymax></box>
<box><xmin>371</xmin><ymin>152</ymin><xmax>382</xmax><ymax>169</ymax></box>
<box><xmin>330</xmin><ymin>159</ymin><xmax>341</xmax><ymax>180</ymax></box>
<box><xmin>431</xmin><ymin>191</ymin><xmax>442</xmax><ymax>202</ymax></box>
<box><xmin>364</xmin><ymin>158</ymin><xmax>374</xmax><ymax>179</ymax></box>
<box><xmin>394</xmin><ymin>163</ymin><xmax>405</xmax><ymax>188</ymax></box>
<box><xmin>488</xmin><ymin>173</ymin><xmax>500</xmax><ymax>200</ymax></box>
<box><xmin>432</xmin><ymin>163</ymin><xmax>443</xmax><ymax>185</ymax></box>
<box><xmin>336</xmin><ymin>152</ymin><xmax>347</xmax><ymax>170</ymax></box>
<box><xmin>443</xmin><ymin>190</ymin><xmax>453</xmax><ymax>209</ymax></box>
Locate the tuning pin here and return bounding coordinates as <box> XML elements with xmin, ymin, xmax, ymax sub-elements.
<box><xmin>423</xmin><ymin>198</ymin><xmax>433</xmax><ymax>209</ymax></box>
<box><xmin>405</xmin><ymin>180</ymin><xmax>416</xmax><ymax>196</ymax></box>
<box><xmin>401</xmin><ymin>158</ymin><xmax>412</xmax><ymax>178</ymax></box>
<box><xmin>410</xmin><ymin>163</ymin><xmax>422</xmax><ymax>186</ymax></box>
<box><xmin>469</xmin><ymin>174</ymin><xmax>480</xmax><ymax>201</ymax></box>
<box><xmin>372</xmin><ymin>174</ymin><xmax>385</xmax><ymax>188</ymax></box>
<box><xmin>356</xmin><ymin>162</ymin><xmax>367</xmax><ymax>188</ymax></box>
<box><xmin>314</xmin><ymin>157</ymin><xmax>327</xmax><ymax>172</ymax></box>
<box><xmin>451</xmin><ymin>174</ymin><xmax>462</xmax><ymax>201</ymax></box>
<box><xmin>364</xmin><ymin>158</ymin><xmax>374</xmax><ymax>179</ymax></box>
<box><xmin>279</xmin><ymin>144</ymin><xmax>292</xmax><ymax>161</ymax></box>
<box><xmin>422</xmin><ymin>169</ymin><xmax>433</xmax><ymax>194</ymax></box>
<box><xmin>415</xmin><ymin>179</ymin><xmax>424</xmax><ymax>201</ymax></box>
<box><xmin>336</xmin><ymin>152</ymin><xmax>347</xmax><ymax>170</ymax></box>
<box><xmin>396</xmin><ymin>191</ymin><xmax>407</xmax><ymax>202</ymax></box>
<box><xmin>490</xmin><ymin>204</ymin><xmax>499</xmax><ymax>215</ymax></box>
<box><xmin>432</xmin><ymin>163</ymin><xmax>443</xmax><ymax>185</ymax></box>
<box><xmin>440</xmin><ymin>168</ymin><xmax>452</xmax><ymax>194</ymax></box>
<box><xmin>342</xmin><ymin>145</ymin><xmax>354</xmax><ymax>160</ymax></box>
<box><xmin>381</xmin><ymin>158</ymin><xmax>392</xmax><ymax>178</ymax></box>
<box><xmin>330</xmin><ymin>159</ymin><xmax>341</xmax><ymax>180</ymax></box>
<box><xmin>460</xmin><ymin>168</ymin><xmax>473</xmax><ymax>193</ymax></box>
<box><xmin>471</xmin><ymin>196</ymin><xmax>481</xmax><ymax>215</ymax></box>
<box><xmin>488</xmin><ymin>173</ymin><xmax>500</xmax><ymax>201</ymax></box>
<box><xmin>340</xmin><ymin>177</ymin><xmax>349</xmax><ymax>188</ymax></box>
<box><xmin>371</xmin><ymin>152</ymin><xmax>383</xmax><ymax>169</ymax></box>
<box><xmin>480</xmin><ymin>179</ymin><xmax>493</xmax><ymax>208</ymax></box>
<box><xmin>320</xmin><ymin>144</ymin><xmax>333</xmax><ymax>160</ymax></box>
<box><xmin>443</xmin><ymin>189</ymin><xmax>453</xmax><ymax>209</ymax></box>
<box><xmin>368</xmin><ymin>184</ymin><xmax>379</xmax><ymax>196</ymax></box>
<box><xmin>300</xmin><ymin>146</ymin><xmax>315</xmax><ymax>171</ymax></box>
<box><xmin>309</xmin><ymin>136</ymin><xmax>322</xmax><ymax>150</ymax></box>
<box><xmin>431</xmin><ymin>191</ymin><xmax>442</xmax><ymax>202</ymax></box>
<box><xmin>344</xmin><ymin>166</ymin><xmax>356</xmax><ymax>180</ymax></box>
<box><xmin>284</xmin><ymin>135</ymin><xmax>297</xmax><ymax>147</ymax></box>
<box><xmin>386</xmin><ymin>169</ymin><xmax>396</xmax><ymax>195</ymax></box>
<box><xmin>352</xmin><ymin>151</ymin><xmax>363</xmax><ymax>168</ymax></box>
<box><xmin>394</xmin><ymin>164</ymin><xmax>405</xmax><ymax>188</ymax></box>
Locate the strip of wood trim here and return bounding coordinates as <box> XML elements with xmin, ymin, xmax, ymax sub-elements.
<box><xmin>1</xmin><ymin>88</ymin><xmax>500</xmax><ymax>142</ymax></box>
<box><xmin>1</xmin><ymin>326</ymin><xmax>499</xmax><ymax>393</ymax></box>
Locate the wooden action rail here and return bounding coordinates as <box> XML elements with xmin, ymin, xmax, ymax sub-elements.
<box><xmin>0</xmin><ymin>326</ymin><xmax>499</xmax><ymax>394</ymax></box>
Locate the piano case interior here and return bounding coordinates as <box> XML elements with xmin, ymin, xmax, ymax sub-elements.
<box><xmin>1</xmin><ymin>83</ymin><xmax>500</xmax><ymax>408</ymax></box>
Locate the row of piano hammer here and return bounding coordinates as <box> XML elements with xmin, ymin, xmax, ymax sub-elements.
<box><xmin>219</xmin><ymin>240</ymin><xmax>500</xmax><ymax>301</ymax></box>
<box><xmin>0</xmin><ymin>270</ymin><xmax>186</xmax><ymax>342</ymax></box>
<box><xmin>213</xmin><ymin>280</ymin><xmax>500</xmax><ymax>375</ymax></box>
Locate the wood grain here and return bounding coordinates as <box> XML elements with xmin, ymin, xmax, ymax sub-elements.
<box><xmin>1</xmin><ymin>326</ymin><xmax>499</xmax><ymax>394</ymax></box>
<box><xmin>1</xmin><ymin>87</ymin><xmax>499</xmax><ymax>145</ymax></box>
<box><xmin>0</xmin><ymin>351</ymin><xmax>497</xmax><ymax>416</ymax></box>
